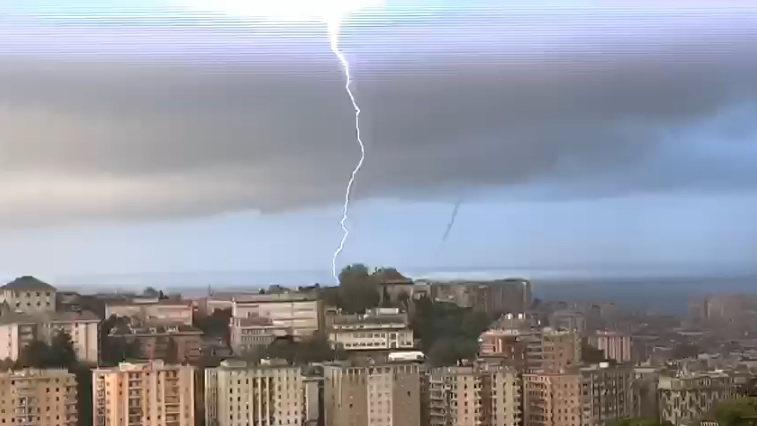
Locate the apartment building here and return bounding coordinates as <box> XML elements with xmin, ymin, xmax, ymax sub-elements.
<box><xmin>109</xmin><ymin>324</ymin><xmax>204</xmax><ymax>363</ymax></box>
<box><xmin>479</xmin><ymin>328</ymin><xmax>581</xmax><ymax>373</ymax></box>
<box><xmin>589</xmin><ymin>331</ymin><xmax>633</xmax><ymax>363</ymax></box>
<box><xmin>232</xmin><ymin>294</ymin><xmax>322</xmax><ymax>337</ymax></box>
<box><xmin>106</xmin><ymin>299</ymin><xmax>194</xmax><ymax>326</ymax></box>
<box><xmin>658</xmin><ymin>372</ymin><xmax>736</xmax><ymax>426</ymax></box>
<box><xmin>229</xmin><ymin>316</ymin><xmax>291</xmax><ymax>355</ymax></box>
<box><xmin>0</xmin><ymin>276</ymin><xmax>57</xmax><ymax>315</ymax></box>
<box><xmin>328</xmin><ymin>307</ymin><xmax>414</xmax><ymax>352</ymax></box>
<box><xmin>427</xmin><ymin>364</ymin><xmax>521</xmax><ymax>426</ymax></box>
<box><xmin>323</xmin><ymin>362</ymin><xmax>422</xmax><ymax>426</ymax></box>
<box><xmin>580</xmin><ymin>363</ymin><xmax>635</xmax><ymax>426</ymax></box>
<box><xmin>204</xmin><ymin>359</ymin><xmax>305</xmax><ymax>426</ymax></box>
<box><xmin>93</xmin><ymin>360</ymin><xmax>196</xmax><ymax>426</ymax></box>
<box><xmin>429</xmin><ymin>279</ymin><xmax>533</xmax><ymax>316</ymax></box>
<box><xmin>523</xmin><ymin>363</ymin><xmax>635</xmax><ymax>426</ymax></box>
<box><xmin>523</xmin><ymin>372</ymin><xmax>582</xmax><ymax>426</ymax></box>
<box><xmin>0</xmin><ymin>311</ymin><xmax>100</xmax><ymax>363</ymax></box>
<box><xmin>0</xmin><ymin>368</ymin><xmax>78</xmax><ymax>425</ymax></box>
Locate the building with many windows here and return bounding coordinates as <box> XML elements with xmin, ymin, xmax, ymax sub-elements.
<box><xmin>426</xmin><ymin>364</ymin><xmax>521</xmax><ymax>426</ymax></box>
<box><xmin>0</xmin><ymin>368</ymin><xmax>78</xmax><ymax>426</ymax></box>
<box><xmin>0</xmin><ymin>311</ymin><xmax>100</xmax><ymax>363</ymax></box>
<box><xmin>93</xmin><ymin>360</ymin><xmax>196</xmax><ymax>426</ymax></box>
<box><xmin>204</xmin><ymin>359</ymin><xmax>305</xmax><ymax>426</ymax></box>
<box><xmin>0</xmin><ymin>276</ymin><xmax>57</xmax><ymax>315</ymax></box>
<box><xmin>327</xmin><ymin>308</ymin><xmax>414</xmax><ymax>352</ymax></box>
<box><xmin>323</xmin><ymin>362</ymin><xmax>422</xmax><ymax>426</ymax></box>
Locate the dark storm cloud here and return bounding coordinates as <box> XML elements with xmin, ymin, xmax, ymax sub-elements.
<box><xmin>0</xmin><ymin>4</ymin><xmax>756</xmax><ymax>225</ymax></box>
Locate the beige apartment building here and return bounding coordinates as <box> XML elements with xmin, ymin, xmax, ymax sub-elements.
<box><xmin>479</xmin><ymin>327</ymin><xmax>581</xmax><ymax>373</ymax></box>
<box><xmin>589</xmin><ymin>331</ymin><xmax>633</xmax><ymax>363</ymax></box>
<box><xmin>0</xmin><ymin>311</ymin><xmax>100</xmax><ymax>363</ymax></box>
<box><xmin>205</xmin><ymin>359</ymin><xmax>305</xmax><ymax>426</ymax></box>
<box><xmin>427</xmin><ymin>364</ymin><xmax>521</xmax><ymax>426</ymax></box>
<box><xmin>523</xmin><ymin>363</ymin><xmax>635</xmax><ymax>426</ymax></box>
<box><xmin>658</xmin><ymin>372</ymin><xmax>736</xmax><ymax>426</ymax></box>
<box><xmin>106</xmin><ymin>299</ymin><xmax>194</xmax><ymax>326</ymax></box>
<box><xmin>0</xmin><ymin>276</ymin><xmax>57</xmax><ymax>315</ymax></box>
<box><xmin>93</xmin><ymin>360</ymin><xmax>196</xmax><ymax>426</ymax></box>
<box><xmin>232</xmin><ymin>294</ymin><xmax>322</xmax><ymax>337</ymax></box>
<box><xmin>328</xmin><ymin>307</ymin><xmax>414</xmax><ymax>352</ymax></box>
<box><xmin>323</xmin><ymin>362</ymin><xmax>422</xmax><ymax>426</ymax></box>
<box><xmin>0</xmin><ymin>368</ymin><xmax>78</xmax><ymax>425</ymax></box>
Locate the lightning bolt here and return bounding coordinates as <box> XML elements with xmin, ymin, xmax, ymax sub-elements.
<box><xmin>327</xmin><ymin>17</ymin><xmax>365</xmax><ymax>282</ymax></box>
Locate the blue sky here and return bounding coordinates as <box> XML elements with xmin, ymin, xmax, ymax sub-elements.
<box><xmin>0</xmin><ymin>1</ymin><xmax>756</xmax><ymax>285</ymax></box>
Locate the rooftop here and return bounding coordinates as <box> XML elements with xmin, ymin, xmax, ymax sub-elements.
<box><xmin>0</xmin><ymin>310</ymin><xmax>100</xmax><ymax>326</ymax></box>
<box><xmin>1</xmin><ymin>276</ymin><xmax>56</xmax><ymax>292</ymax></box>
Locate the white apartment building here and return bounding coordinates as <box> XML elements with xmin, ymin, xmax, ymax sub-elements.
<box><xmin>232</xmin><ymin>294</ymin><xmax>321</xmax><ymax>337</ymax></box>
<box><xmin>328</xmin><ymin>308</ymin><xmax>414</xmax><ymax>351</ymax></box>
<box><xmin>205</xmin><ymin>359</ymin><xmax>305</xmax><ymax>426</ymax></box>
<box><xmin>93</xmin><ymin>360</ymin><xmax>196</xmax><ymax>426</ymax></box>
<box><xmin>229</xmin><ymin>317</ymin><xmax>291</xmax><ymax>355</ymax></box>
<box><xmin>0</xmin><ymin>311</ymin><xmax>100</xmax><ymax>363</ymax></box>
<box><xmin>0</xmin><ymin>276</ymin><xmax>57</xmax><ymax>315</ymax></box>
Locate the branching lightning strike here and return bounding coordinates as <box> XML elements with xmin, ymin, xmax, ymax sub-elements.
<box><xmin>327</xmin><ymin>18</ymin><xmax>366</xmax><ymax>282</ymax></box>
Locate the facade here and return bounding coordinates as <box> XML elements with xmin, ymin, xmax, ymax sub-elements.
<box><xmin>229</xmin><ymin>317</ymin><xmax>291</xmax><ymax>355</ymax></box>
<box><xmin>0</xmin><ymin>368</ymin><xmax>78</xmax><ymax>425</ymax></box>
<box><xmin>427</xmin><ymin>364</ymin><xmax>521</xmax><ymax>426</ymax></box>
<box><xmin>580</xmin><ymin>363</ymin><xmax>635</xmax><ymax>426</ymax></box>
<box><xmin>93</xmin><ymin>360</ymin><xmax>196</xmax><ymax>426</ymax></box>
<box><xmin>523</xmin><ymin>363</ymin><xmax>633</xmax><ymax>426</ymax></box>
<box><xmin>328</xmin><ymin>307</ymin><xmax>414</xmax><ymax>352</ymax></box>
<box><xmin>523</xmin><ymin>372</ymin><xmax>583</xmax><ymax>426</ymax></box>
<box><xmin>0</xmin><ymin>311</ymin><xmax>100</xmax><ymax>363</ymax></box>
<box><xmin>589</xmin><ymin>331</ymin><xmax>633</xmax><ymax>363</ymax></box>
<box><xmin>106</xmin><ymin>299</ymin><xmax>194</xmax><ymax>326</ymax></box>
<box><xmin>480</xmin><ymin>328</ymin><xmax>580</xmax><ymax>373</ymax></box>
<box><xmin>0</xmin><ymin>276</ymin><xmax>57</xmax><ymax>315</ymax></box>
<box><xmin>323</xmin><ymin>362</ymin><xmax>422</xmax><ymax>426</ymax></box>
<box><xmin>658</xmin><ymin>372</ymin><xmax>736</xmax><ymax>426</ymax></box>
<box><xmin>204</xmin><ymin>359</ymin><xmax>305</xmax><ymax>426</ymax></box>
<box><xmin>232</xmin><ymin>294</ymin><xmax>322</xmax><ymax>337</ymax></box>
<box><xmin>429</xmin><ymin>279</ymin><xmax>532</xmax><ymax>316</ymax></box>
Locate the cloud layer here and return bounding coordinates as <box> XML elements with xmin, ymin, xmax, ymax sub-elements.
<box><xmin>1</xmin><ymin>4</ymin><xmax>756</xmax><ymax>226</ymax></box>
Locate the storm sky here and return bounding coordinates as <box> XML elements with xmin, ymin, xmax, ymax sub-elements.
<box><xmin>1</xmin><ymin>1</ymin><xmax>756</xmax><ymax>284</ymax></box>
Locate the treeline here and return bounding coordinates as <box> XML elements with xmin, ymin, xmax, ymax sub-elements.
<box><xmin>244</xmin><ymin>333</ymin><xmax>347</xmax><ymax>365</ymax></box>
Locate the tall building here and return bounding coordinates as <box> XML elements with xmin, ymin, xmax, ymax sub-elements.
<box><xmin>323</xmin><ymin>362</ymin><xmax>422</xmax><ymax>426</ymax></box>
<box><xmin>0</xmin><ymin>368</ymin><xmax>78</xmax><ymax>425</ymax></box>
<box><xmin>523</xmin><ymin>371</ymin><xmax>582</xmax><ymax>426</ymax></box>
<box><xmin>427</xmin><ymin>364</ymin><xmax>521</xmax><ymax>426</ymax></box>
<box><xmin>479</xmin><ymin>328</ymin><xmax>580</xmax><ymax>373</ymax></box>
<box><xmin>93</xmin><ymin>360</ymin><xmax>196</xmax><ymax>426</ymax></box>
<box><xmin>204</xmin><ymin>359</ymin><xmax>305</xmax><ymax>426</ymax></box>
<box><xmin>658</xmin><ymin>372</ymin><xmax>736</xmax><ymax>426</ymax></box>
<box><xmin>580</xmin><ymin>363</ymin><xmax>635</xmax><ymax>426</ymax></box>
<box><xmin>0</xmin><ymin>276</ymin><xmax>57</xmax><ymax>315</ymax></box>
<box><xmin>589</xmin><ymin>331</ymin><xmax>632</xmax><ymax>363</ymax></box>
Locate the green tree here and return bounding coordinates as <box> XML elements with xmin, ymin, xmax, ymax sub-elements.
<box><xmin>17</xmin><ymin>341</ymin><xmax>52</xmax><ymax>368</ymax></box>
<box><xmin>338</xmin><ymin>264</ymin><xmax>380</xmax><ymax>314</ymax></box>
<box><xmin>194</xmin><ymin>308</ymin><xmax>232</xmax><ymax>344</ymax></box>
<box><xmin>606</xmin><ymin>418</ymin><xmax>674</xmax><ymax>426</ymax></box>
<box><xmin>714</xmin><ymin>398</ymin><xmax>757</xmax><ymax>426</ymax></box>
<box><xmin>50</xmin><ymin>330</ymin><xmax>78</xmax><ymax>368</ymax></box>
<box><xmin>581</xmin><ymin>338</ymin><xmax>607</xmax><ymax>363</ymax></box>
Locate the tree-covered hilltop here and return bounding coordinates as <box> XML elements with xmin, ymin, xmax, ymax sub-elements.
<box><xmin>318</xmin><ymin>263</ymin><xmax>494</xmax><ymax>366</ymax></box>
